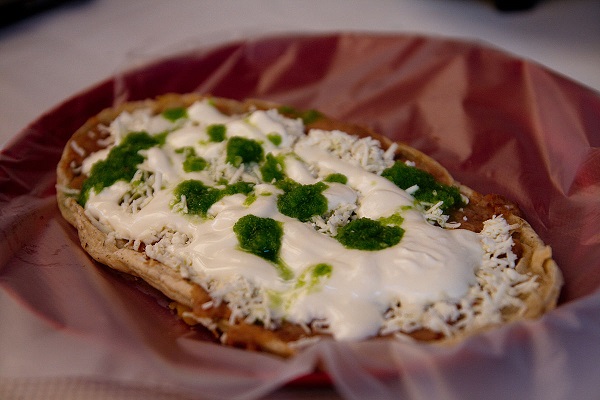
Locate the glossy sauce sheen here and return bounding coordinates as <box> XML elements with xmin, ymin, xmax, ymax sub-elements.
<box><xmin>83</xmin><ymin>100</ymin><xmax>488</xmax><ymax>340</ymax></box>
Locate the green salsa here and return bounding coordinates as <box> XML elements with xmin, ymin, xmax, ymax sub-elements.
<box><xmin>260</xmin><ymin>153</ymin><xmax>286</xmax><ymax>183</ymax></box>
<box><xmin>381</xmin><ymin>161</ymin><xmax>464</xmax><ymax>212</ymax></box>
<box><xmin>226</xmin><ymin>137</ymin><xmax>264</xmax><ymax>167</ymax></box>
<box><xmin>221</xmin><ymin>181</ymin><xmax>254</xmax><ymax>196</ymax></box>
<box><xmin>277</xmin><ymin>106</ymin><xmax>323</xmax><ymax>125</ymax></box>
<box><xmin>267</xmin><ymin>133</ymin><xmax>282</xmax><ymax>146</ymax></box>
<box><xmin>243</xmin><ymin>191</ymin><xmax>273</xmax><ymax>207</ymax></box>
<box><xmin>183</xmin><ymin>156</ymin><xmax>207</xmax><ymax>172</ymax></box>
<box><xmin>233</xmin><ymin>214</ymin><xmax>293</xmax><ymax>279</ymax></box>
<box><xmin>378</xmin><ymin>212</ymin><xmax>404</xmax><ymax>226</ymax></box>
<box><xmin>277</xmin><ymin>181</ymin><xmax>328</xmax><ymax>222</ymax></box>
<box><xmin>177</xmin><ymin>147</ymin><xmax>208</xmax><ymax>172</ymax></box>
<box><xmin>172</xmin><ymin>179</ymin><xmax>253</xmax><ymax>217</ymax></box>
<box><xmin>296</xmin><ymin>263</ymin><xmax>333</xmax><ymax>290</ymax></box>
<box><xmin>162</xmin><ymin>107</ymin><xmax>188</xmax><ymax>122</ymax></box>
<box><xmin>207</xmin><ymin>124</ymin><xmax>227</xmax><ymax>142</ymax></box>
<box><xmin>78</xmin><ymin>131</ymin><xmax>161</xmax><ymax>206</ymax></box>
<box><xmin>336</xmin><ymin>218</ymin><xmax>404</xmax><ymax>251</ymax></box>
<box><xmin>323</xmin><ymin>173</ymin><xmax>348</xmax><ymax>184</ymax></box>
<box><xmin>243</xmin><ymin>193</ymin><xmax>257</xmax><ymax>206</ymax></box>
<box><xmin>233</xmin><ymin>214</ymin><xmax>281</xmax><ymax>262</ymax></box>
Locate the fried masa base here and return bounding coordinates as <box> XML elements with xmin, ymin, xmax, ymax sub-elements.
<box><xmin>56</xmin><ymin>93</ymin><xmax>563</xmax><ymax>357</ymax></box>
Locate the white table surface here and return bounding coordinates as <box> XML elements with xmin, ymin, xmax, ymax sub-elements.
<box><xmin>1</xmin><ymin>1</ymin><xmax>599</xmax><ymax>399</ymax></box>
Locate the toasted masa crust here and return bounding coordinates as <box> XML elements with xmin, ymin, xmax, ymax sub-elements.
<box><xmin>56</xmin><ymin>93</ymin><xmax>562</xmax><ymax>357</ymax></box>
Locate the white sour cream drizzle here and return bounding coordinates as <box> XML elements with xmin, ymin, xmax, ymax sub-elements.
<box><xmin>81</xmin><ymin>99</ymin><xmax>536</xmax><ymax>341</ymax></box>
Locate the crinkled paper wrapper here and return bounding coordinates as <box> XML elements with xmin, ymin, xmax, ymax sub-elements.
<box><xmin>1</xmin><ymin>33</ymin><xmax>599</xmax><ymax>400</ymax></box>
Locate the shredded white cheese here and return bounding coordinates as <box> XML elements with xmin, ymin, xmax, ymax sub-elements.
<box><xmin>381</xmin><ymin>215</ymin><xmax>538</xmax><ymax>338</ymax></box>
<box><xmin>70</xmin><ymin>140</ymin><xmax>86</xmax><ymax>157</ymax></box>
<box><xmin>300</xmin><ymin>129</ymin><xmax>396</xmax><ymax>175</ymax></box>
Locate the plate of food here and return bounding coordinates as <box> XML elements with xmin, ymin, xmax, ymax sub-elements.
<box><xmin>2</xmin><ymin>33</ymin><xmax>599</xmax><ymax>399</ymax></box>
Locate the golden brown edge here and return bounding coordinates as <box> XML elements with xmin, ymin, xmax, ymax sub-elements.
<box><xmin>56</xmin><ymin>93</ymin><xmax>563</xmax><ymax>357</ymax></box>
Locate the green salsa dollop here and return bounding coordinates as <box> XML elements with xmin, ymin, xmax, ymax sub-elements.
<box><xmin>277</xmin><ymin>106</ymin><xmax>323</xmax><ymax>124</ymax></box>
<box><xmin>177</xmin><ymin>147</ymin><xmax>208</xmax><ymax>172</ymax></box>
<box><xmin>381</xmin><ymin>161</ymin><xmax>464</xmax><ymax>212</ymax></box>
<box><xmin>226</xmin><ymin>136</ymin><xmax>264</xmax><ymax>167</ymax></box>
<box><xmin>267</xmin><ymin>133</ymin><xmax>282</xmax><ymax>146</ymax></box>
<box><xmin>296</xmin><ymin>263</ymin><xmax>333</xmax><ymax>290</ymax></box>
<box><xmin>336</xmin><ymin>218</ymin><xmax>404</xmax><ymax>251</ymax></box>
<box><xmin>172</xmin><ymin>179</ymin><xmax>253</xmax><ymax>217</ymax></box>
<box><xmin>161</xmin><ymin>107</ymin><xmax>188</xmax><ymax>122</ymax></box>
<box><xmin>78</xmin><ymin>131</ymin><xmax>161</xmax><ymax>206</ymax></box>
<box><xmin>323</xmin><ymin>173</ymin><xmax>348</xmax><ymax>184</ymax></box>
<box><xmin>233</xmin><ymin>214</ymin><xmax>293</xmax><ymax>279</ymax></box>
<box><xmin>260</xmin><ymin>153</ymin><xmax>286</xmax><ymax>183</ymax></box>
<box><xmin>207</xmin><ymin>124</ymin><xmax>227</xmax><ymax>142</ymax></box>
<box><xmin>277</xmin><ymin>181</ymin><xmax>328</xmax><ymax>222</ymax></box>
